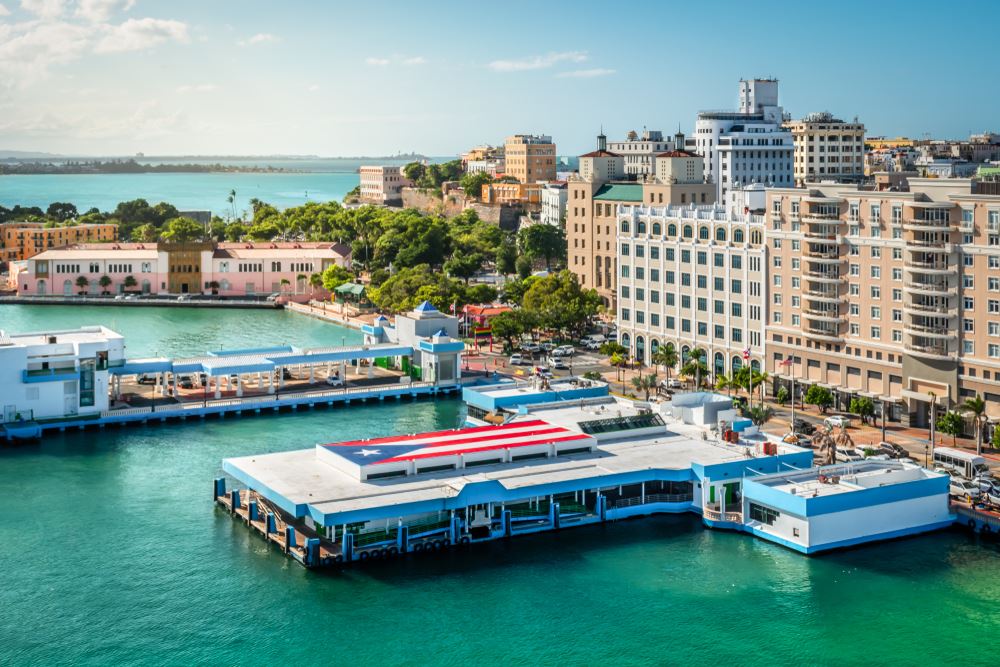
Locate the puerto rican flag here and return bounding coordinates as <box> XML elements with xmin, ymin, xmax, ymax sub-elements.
<box><xmin>322</xmin><ymin>419</ymin><xmax>593</xmax><ymax>466</ymax></box>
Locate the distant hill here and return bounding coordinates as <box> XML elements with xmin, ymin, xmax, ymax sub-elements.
<box><xmin>0</xmin><ymin>150</ymin><xmax>67</xmax><ymax>159</ymax></box>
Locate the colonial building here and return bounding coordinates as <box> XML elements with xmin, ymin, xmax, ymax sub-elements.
<box><xmin>784</xmin><ymin>112</ymin><xmax>866</xmax><ymax>186</ymax></box>
<box><xmin>504</xmin><ymin>134</ymin><xmax>556</xmax><ymax>183</ymax></box>
<box><xmin>359</xmin><ymin>166</ymin><xmax>411</xmax><ymax>205</ymax></box>
<box><xmin>608</xmin><ymin>129</ymin><xmax>682</xmax><ymax>177</ymax></box>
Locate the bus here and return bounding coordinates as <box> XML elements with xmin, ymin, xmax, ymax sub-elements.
<box><xmin>933</xmin><ymin>447</ymin><xmax>990</xmax><ymax>480</ymax></box>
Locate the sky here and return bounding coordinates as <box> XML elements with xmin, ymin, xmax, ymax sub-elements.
<box><xmin>1</xmin><ymin>0</ymin><xmax>998</xmax><ymax>157</ymax></box>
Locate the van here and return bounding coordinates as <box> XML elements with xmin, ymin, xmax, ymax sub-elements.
<box><xmin>933</xmin><ymin>447</ymin><xmax>990</xmax><ymax>480</ymax></box>
<box><xmin>579</xmin><ymin>334</ymin><xmax>606</xmax><ymax>347</ymax></box>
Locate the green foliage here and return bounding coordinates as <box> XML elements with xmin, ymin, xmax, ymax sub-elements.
<box><xmin>521</xmin><ymin>270</ymin><xmax>602</xmax><ymax>336</ymax></box>
<box><xmin>992</xmin><ymin>424</ymin><xmax>1000</xmax><ymax>449</ymax></box>
<box><xmin>489</xmin><ymin>310</ymin><xmax>538</xmax><ymax>351</ymax></box>
<box><xmin>495</xmin><ymin>238</ymin><xmax>517</xmax><ymax>275</ymax></box>
<box><xmin>745</xmin><ymin>405</ymin><xmax>774</xmax><ymax>427</ymax></box>
<box><xmin>161</xmin><ymin>217</ymin><xmax>205</xmax><ymax>243</ymax></box>
<box><xmin>500</xmin><ymin>276</ymin><xmax>538</xmax><ymax>307</ymax></box>
<box><xmin>775</xmin><ymin>385</ymin><xmax>789</xmax><ymax>406</ymax></box>
<box><xmin>582</xmin><ymin>371</ymin><xmax>603</xmax><ymax>381</ymax></box>
<box><xmin>123</xmin><ymin>275</ymin><xmax>138</xmax><ymax>289</ymax></box>
<box><xmin>936</xmin><ymin>410</ymin><xmax>964</xmax><ymax>446</ymax></box>
<box><xmin>630</xmin><ymin>374</ymin><xmax>657</xmax><ymax>400</ymax></box>
<box><xmin>224</xmin><ymin>222</ymin><xmax>247</xmax><ymax>242</ymax></box>
<box><xmin>343</xmin><ymin>185</ymin><xmax>361</xmax><ymax>203</ymax></box>
<box><xmin>599</xmin><ymin>342</ymin><xmax>627</xmax><ymax>357</ymax></box>
<box><xmin>460</xmin><ymin>171</ymin><xmax>492</xmax><ymax>199</ymax></box>
<box><xmin>320</xmin><ymin>265</ymin><xmax>353</xmax><ymax>293</ymax></box>
<box><xmin>404</xmin><ymin>160</ymin><xmax>463</xmax><ymax>191</ymax></box>
<box><xmin>46</xmin><ymin>202</ymin><xmax>78</xmax><ymax>221</ymax></box>
<box><xmin>681</xmin><ymin>348</ymin><xmax>708</xmax><ymax>387</ymax></box>
<box><xmin>518</xmin><ymin>224</ymin><xmax>566</xmax><ymax>270</ymax></box>
<box><xmin>849</xmin><ymin>396</ymin><xmax>875</xmax><ymax>424</ymax></box>
<box><xmin>651</xmin><ymin>347</ymin><xmax>677</xmax><ymax>376</ymax></box>
<box><xmin>515</xmin><ymin>255</ymin><xmax>534</xmax><ymax>279</ymax></box>
<box><xmin>803</xmin><ymin>385</ymin><xmax>834</xmax><ymax>413</ymax></box>
<box><xmin>369</xmin><ymin>264</ymin><xmax>469</xmax><ymax>313</ymax></box>
<box><xmin>130</xmin><ymin>223</ymin><xmax>159</xmax><ymax>243</ymax></box>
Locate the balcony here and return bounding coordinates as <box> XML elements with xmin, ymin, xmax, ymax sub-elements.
<box><xmin>804</xmin><ymin>308</ymin><xmax>843</xmax><ymax>322</ymax></box>
<box><xmin>22</xmin><ymin>368</ymin><xmax>78</xmax><ymax>383</ymax></box>
<box><xmin>904</xmin><ymin>322</ymin><xmax>957</xmax><ymax>339</ymax></box>
<box><xmin>804</xmin><ymin>289</ymin><xmax>843</xmax><ymax>303</ymax></box>
<box><xmin>806</xmin><ymin>254</ymin><xmax>842</xmax><ymax>265</ymax></box>
<box><xmin>805</xmin><ymin>328</ymin><xmax>845</xmax><ymax>343</ymax></box>
<box><xmin>904</xmin><ymin>342</ymin><xmax>955</xmax><ymax>361</ymax></box>
<box><xmin>804</xmin><ymin>226</ymin><xmax>841</xmax><ymax>240</ymax></box>
<box><xmin>904</xmin><ymin>280</ymin><xmax>955</xmax><ymax>296</ymax></box>
<box><xmin>906</xmin><ymin>239</ymin><xmax>954</xmax><ymax>252</ymax></box>
<box><xmin>903</xmin><ymin>218</ymin><xmax>953</xmax><ymax>233</ymax></box>
<box><xmin>903</xmin><ymin>302</ymin><xmax>957</xmax><ymax>318</ymax></box>
<box><xmin>805</xmin><ymin>270</ymin><xmax>841</xmax><ymax>284</ymax></box>
<box><xmin>904</xmin><ymin>259</ymin><xmax>952</xmax><ymax>275</ymax></box>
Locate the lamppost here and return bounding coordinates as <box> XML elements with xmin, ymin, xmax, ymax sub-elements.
<box><xmin>880</xmin><ymin>400</ymin><xmax>887</xmax><ymax>443</ymax></box>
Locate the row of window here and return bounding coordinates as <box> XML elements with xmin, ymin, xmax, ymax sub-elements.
<box><xmin>619</xmin><ymin>309</ymin><xmax>746</xmax><ymax>342</ymax></box>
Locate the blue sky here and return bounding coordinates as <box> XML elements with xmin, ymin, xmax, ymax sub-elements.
<box><xmin>1</xmin><ymin>0</ymin><xmax>997</xmax><ymax>156</ymax></box>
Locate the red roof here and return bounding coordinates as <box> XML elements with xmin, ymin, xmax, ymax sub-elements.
<box><xmin>463</xmin><ymin>304</ymin><xmax>512</xmax><ymax>318</ymax></box>
<box><xmin>580</xmin><ymin>150</ymin><xmax>621</xmax><ymax>158</ymax></box>
<box><xmin>656</xmin><ymin>150</ymin><xmax>699</xmax><ymax>158</ymax></box>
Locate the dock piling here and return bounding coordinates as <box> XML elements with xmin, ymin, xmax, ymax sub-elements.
<box><xmin>342</xmin><ymin>533</ymin><xmax>355</xmax><ymax>562</ymax></box>
<box><xmin>503</xmin><ymin>510</ymin><xmax>512</xmax><ymax>537</ymax></box>
<box><xmin>230</xmin><ymin>489</ymin><xmax>241</xmax><ymax>511</ymax></box>
<box><xmin>214</xmin><ymin>477</ymin><xmax>226</xmax><ymax>500</ymax></box>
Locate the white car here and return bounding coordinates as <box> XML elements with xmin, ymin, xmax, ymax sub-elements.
<box><xmin>950</xmin><ymin>479</ymin><xmax>981</xmax><ymax>501</ymax></box>
<box><xmin>552</xmin><ymin>345</ymin><xmax>575</xmax><ymax>357</ymax></box>
<box><xmin>660</xmin><ymin>378</ymin><xmax>683</xmax><ymax>389</ymax></box>
<box><xmin>325</xmin><ymin>376</ymin><xmax>344</xmax><ymax>388</ymax></box>
<box><xmin>824</xmin><ymin>415</ymin><xmax>851</xmax><ymax>429</ymax></box>
<box><xmin>835</xmin><ymin>448</ymin><xmax>864</xmax><ymax>463</ymax></box>
<box><xmin>549</xmin><ymin>358</ymin><xmax>569</xmax><ymax>370</ymax></box>
<box><xmin>509</xmin><ymin>354</ymin><xmax>525</xmax><ymax>366</ymax></box>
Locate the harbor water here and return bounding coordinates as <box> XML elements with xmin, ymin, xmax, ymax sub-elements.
<box><xmin>1</xmin><ymin>305</ymin><xmax>998</xmax><ymax>666</ymax></box>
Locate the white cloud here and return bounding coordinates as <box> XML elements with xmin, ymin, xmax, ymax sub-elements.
<box><xmin>20</xmin><ymin>0</ymin><xmax>67</xmax><ymax>19</ymax></box>
<box><xmin>307</xmin><ymin>84</ymin><xmax>320</xmax><ymax>92</ymax></box>
<box><xmin>0</xmin><ymin>4</ymin><xmax>11</xmax><ymax>16</ymax></box>
<box><xmin>75</xmin><ymin>0</ymin><xmax>135</xmax><ymax>22</ymax></box>
<box><xmin>238</xmin><ymin>32</ymin><xmax>277</xmax><ymax>47</ymax></box>
<box><xmin>94</xmin><ymin>17</ymin><xmax>189</xmax><ymax>53</ymax></box>
<box><xmin>0</xmin><ymin>20</ymin><xmax>93</xmax><ymax>83</ymax></box>
<box><xmin>402</xmin><ymin>56</ymin><xmax>426</xmax><ymax>66</ymax></box>
<box><xmin>176</xmin><ymin>83</ymin><xmax>216</xmax><ymax>94</ymax></box>
<box><xmin>365</xmin><ymin>56</ymin><xmax>390</xmax><ymax>66</ymax></box>
<box><xmin>488</xmin><ymin>51</ymin><xmax>587</xmax><ymax>72</ymax></box>
<box><xmin>556</xmin><ymin>68</ymin><xmax>616</xmax><ymax>78</ymax></box>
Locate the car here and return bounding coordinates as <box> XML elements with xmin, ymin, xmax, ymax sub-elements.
<box><xmin>984</xmin><ymin>488</ymin><xmax>1000</xmax><ymax>507</ymax></box>
<box><xmin>949</xmin><ymin>479</ymin><xmax>982</xmax><ymax>502</ymax></box>
<box><xmin>124</xmin><ymin>294</ymin><xmax>138</xmax><ymax>301</ymax></box>
<box><xmin>539</xmin><ymin>342</ymin><xmax>555</xmax><ymax>353</ymax></box>
<box><xmin>553</xmin><ymin>345</ymin><xmax>575</xmax><ymax>357</ymax></box>
<box><xmin>114</xmin><ymin>294</ymin><xmax>125</xmax><ymax>301</ymax></box>
<box><xmin>792</xmin><ymin>418</ymin><xmax>816</xmax><ymax>436</ymax></box>
<box><xmin>509</xmin><ymin>354</ymin><xmax>525</xmax><ymax>366</ymax></box>
<box><xmin>836</xmin><ymin>449</ymin><xmax>865</xmax><ymax>463</ymax></box>
<box><xmin>137</xmin><ymin>373</ymin><xmax>157</xmax><ymax>385</ymax></box>
<box><xmin>585</xmin><ymin>340</ymin><xmax>606</xmax><ymax>351</ymax></box>
<box><xmin>824</xmin><ymin>415</ymin><xmax>851</xmax><ymax>429</ymax></box>
<box><xmin>579</xmin><ymin>334</ymin><xmax>606</xmax><ymax>347</ymax></box>
<box><xmin>521</xmin><ymin>343</ymin><xmax>541</xmax><ymax>354</ymax></box>
<box><xmin>606</xmin><ymin>332</ymin><xmax>617</xmax><ymax>341</ymax></box>
<box><xmin>266</xmin><ymin>293</ymin><xmax>280</xmax><ymax>302</ymax></box>
<box><xmin>660</xmin><ymin>378</ymin><xmax>683</xmax><ymax>389</ymax></box>
<box><xmin>549</xmin><ymin>358</ymin><xmax>569</xmax><ymax>370</ymax></box>
<box><xmin>973</xmin><ymin>476</ymin><xmax>1000</xmax><ymax>494</ymax></box>
<box><xmin>534</xmin><ymin>367</ymin><xmax>553</xmax><ymax>379</ymax></box>
<box><xmin>177</xmin><ymin>374</ymin><xmax>195</xmax><ymax>389</ymax></box>
<box><xmin>325</xmin><ymin>376</ymin><xmax>344</xmax><ymax>387</ymax></box>
<box><xmin>878</xmin><ymin>442</ymin><xmax>908</xmax><ymax>459</ymax></box>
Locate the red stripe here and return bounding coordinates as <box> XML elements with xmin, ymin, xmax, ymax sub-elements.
<box><xmin>378</xmin><ymin>433</ymin><xmax>593</xmax><ymax>463</ymax></box>
<box><xmin>382</xmin><ymin>426</ymin><xmax>571</xmax><ymax>452</ymax></box>
<box><xmin>324</xmin><ymin>419</ymin><xmax>549</xmax><ymax>448</ymax></box>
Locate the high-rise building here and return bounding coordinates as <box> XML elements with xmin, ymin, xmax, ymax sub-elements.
<box><xmin>765</xmin><ymin>178</ymin><xmax>1000</xmax><ymax>428</ymax></box>
<box><xmin>566</xmin><ymin>135</ymin><xmax>715</xmax><ymax>310</ymax></box>
<box><xmin>692</xmin><ymin>78</ymin><xmax>794</xmax><ymax>202</ymax></box>
<box><xmin>504</xmin><ymin>134</ymin><xmax>557</xmax><ymax>183</ymax></box>
<box><xmin>784</xmin><ymin>112</ymin><xmax>866</xmax><ymax>186</ymax></box>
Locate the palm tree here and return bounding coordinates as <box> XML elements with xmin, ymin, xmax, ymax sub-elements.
<box><xmin>813</xmin><ymin>426</ymin><xmax>837</xmax><ymax>466</ymax></box>
<box><xmin>681</xmin><ymin>348</ymin><xmax>708</xmax><ymax>389</ymax></box>
<box><xmin>296</xmin><ymin>273</ymin><xmax>307</xmax><ymax>295</ymax></box>
<box><xmin>227</xmin><ymin>189</ymin><xmax>237</xmax><ymax>221</ymax></box>
<box><xmin>309</xmin><ymin>273</ymin><xmax>323</xmax><ymax>294</ymax></box>
<box><xmin>651</xmin><ymin>347</ymin><xmax>677</xmax><ymax>382</ymax></box>
<box><xmin>208</xmin><ymin>280</ymin><xmax>220</xmax><ymax>295</ymax></box>
<box><xmin>609</xmin><ymin>352</ymin><xmax>627</xmax><ymax>384</ymax></box>
<box><xmin>715</xmin><ymin>374</ymin><xmax>733</xmax><ymax>396</ymax></box>
<box><xmin>962</xmin><ymin>395</ymin><xmax>988</xmax><ymax>455</ymax></box>
<box><xmin>928</xmin><ymin>391</ymin><xmax>937</xmax><ymax>451</ymax></box>
<box><xmin>746</xmin><ymin>405</ymin><xmax>773</xmax><ymax>427</ymax></box>
<box><xmin>834</xmin><ymin>424</ymin><xmax>855</xmax><ymax>455</ymax></box>
<box><xmin>75</xmin><ymin>275</ymin><xmax>89</xmax><ymax>295</ymax></box>
<box><xmin>280</xmin><ymin>278</ymin><xmax>291</xmax><ymax>293</ymax></box>
<box><xmin>752</xmin><ymin>370</ymin><xmax>769</xmax><ymax>409</ymax></box>
<box><xmin>630</xmin><ymin>374</ymin><xmax>656</xmax><ymax>401</ymax></box>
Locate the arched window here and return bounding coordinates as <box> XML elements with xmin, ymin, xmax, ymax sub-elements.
<box><xmin>621</xmin><ymin>333</ymin><xmax>631</xmax><ymax>353</ymax></box>
<box><xmin>715</xmin><ymin>227</ymin><xmax>726</xmax><ymax>242</ymax></box>
<box><xmin>668</xmin><ymin>223</ymin><xmax>677</xmax><ymax>237</ymax></box>
<box><xmin>733</xmin><ymin>228</ymin><xmax>745</xmax><ymax>244</ymax></box>
<box><xmin>732</xmin><ymin>356</ymin><xmax>743</xmax><ymax>374</ymax></box>
<box><xmin>682</xmin><ymin>225</ymin><xmax>693</xmax><ymax>239</ymax></box>
<box><xmin>650</xmin><ymin>339</ymin><xmax>659</xmax><ymax>356</ymax></box>
<box><xmin>63</xmin><ymin>279</ymin><xmax>73</xmax><ymax>296</ymax></box>
<box><xmin>36</xmin><ymin>279</ymin><xmax>47</xmax><ymax>295</ymax></box>
<box><xmin>635</xmin><ymin>336</ymin><xmax>645</xmax><ymax>364</ymax></box>
<box><xmin>751</xmin><ymin>359</ymin><xmax>761</xmax><ymax>373</ymax></box>
<box><xmin>698</xmin><ymin>226</ymin><xmax>710</xmax><ymax>240</ymax></box>
<box><xmin>681</xmin><ymin>345</ymin><xmax>690</xmax><ymax>362</ymax></box>
<box><xmin>637</xmin><ymin>221</ymin><xmax>646</xmax><ymax>234</ymax></box>
<box><xmin>714</xmin><ymin>352</ymin><xmax>725</xmax><ymax>378</ymax></box>
<box><xmin>652</xmin><ymin>222</ymin><xmax>661</xmax><ymax>235</ymax></box>
<box><xmin>620</xmin><ymin>220</ymin><xmax>630</xmax><ymax>233</ymax></box>
<box><xmin>666</xmin><ymin>342</ymin><xmax>675</xmax><ymax>353</ymax></box>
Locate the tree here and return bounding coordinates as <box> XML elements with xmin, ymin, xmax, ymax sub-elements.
<box><xmin>803</xmin><ymin>385</ymin><xmax>834</xmax><ymax>413</ymax></box>
<box><xmin>443</xmin><ymin>253</ymin><xmax>484</xmax><ymax>283</ymax></box>
<box><xmin>46</xmin><ymin>202</ymin><xmax>78</xmax><ymax>221</ymax></box>
<box><xmin>131</xmin><ymin>223</ymin><xmax>159</xmax><ymax>243</ymax></box>
<box><xmin>962</xmin><ymin>395</ymin><xmax>988</xmax><ymax>455</ymax></box>
<box><xmin>208</xmin><ymin>280</ymin><xmax>220</xmax><ymax>295</ymax></box>
<box><xmin>609</xmin><ymin>352</ymin><xmax>628</xmax><ymax>382</ymax></box>
<box><xmin>746</xmin><ymin>405</ymin><xmax>774</xmax><ymax>427</ymax></box>
<box><xmin>280</xmin><ymin>278</ymin><xmax>291</xmax><ymax>293</ymax></box>
<box><xmin>495</xmin><ymin>239</ymin><xmax>517</xmax><ymax>276</ymax></box>
<box><xmin>75</xmin><ymin>275</ymin><xmax>89</xmax><ymax>295</ymax></box>
<box><xmin>993</xmin><ymin>424</ymin><xmax>1000</xmax><ymax>450</ymax></box>
<box><xmin>368</xmin><ymin>264</ymin><xmax>469</xmax><ymax>313</ymax></box>
<box><xmin>515</xmin><ymin>255</ymin><xmax>534</xmax><ymax>280</ymax></box>
<box><xmin>321</xmin><ymin>264</ymin><xmax>353</xmax><ymax>293</ymax></box>
<box><xmin>225</xmin><ymin>222</ymin><xmax>248</xmax><ymax>242</ymax></box>
<box><xmin>161</xmin><ymin>217</ymin><xmax>205</xmax><ymax>243</ymax></box>
<box><xmin>123</xmin><ymin>275</ymin><xmax>138</xmax><ymax>292</ymax></box>
<box><xmin>775</xmin><ymin>385</ymin><xmax>789</xmax><ymax>406</ymax></box>
<box><xmin>849</xmin><ymin>396</ymin><xmax>875</xmax><ymax>426</ymax></box>
<box><xmin>501</xmin><ymin>276</ymin><xmax>538</xmax><ymax>307</ymax></box>
<box><xmin>490</xmin><ymin>310</ymin><xmax>538</xmax><ymax>352</ymax></box>
<box><xmin>630</xmin><ymin>374</ymin><xmax>657</xmax><ymax>400</ymax></box>
<box><xmin>466</xmin><ymin>283</ymin><xmax>498</xmax><ymax>304</ymax></box>
<box><xmin>98</xmin><ymin>274</ymin><xmax>112</xmax><ymax>295</ymax></box>
<box><xmin>227</xmin><ymin>189</ymin><xmax>238</xmax><ymax>221</ymax></box>
<box><xmin>518</xmin><ymin>224</ymin><xmax>566</xmax><ymax>271</ymax></box>
<box><xmin>599</xmin><ymin>342</ymin><xmax>627</xmax><ymax>358</ymax></box>
<box><xmin>309</xmin><ymin>273</ymin><xmax>323</xmax><ymax>293</ymax></box>
<box><xmin>651</xmin><ymin>347</ymin><xmax>677</xmax><ymax>380</ymax></box>
<box><xmin>522</xmin><ymin>271</ymin><xmax>602</xmax><ymax>338</ymax></box>
<box><xmin>681</xmin><ymin>348</ymin><xmax>708</xmax><ymax>388</ymax></box>
<box><xmin>402</xmin><ymin>162</ymin><xmax>426</xmax><ymax>183</ymax></box>
<box><xmin>936</xmin><ymin>410</ymin><xmax>964</xmax><ymax>447</ymax></box>
<box><xmin>460</xmin><ymin>171</ymin><xmax>492</xmax><ymax>199</ymax></box>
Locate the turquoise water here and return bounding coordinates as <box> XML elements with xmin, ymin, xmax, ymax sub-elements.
<box><xmin>1</xmin><ymin>305</ymin><xmax>999</xmax><ymax>666</ymax></box>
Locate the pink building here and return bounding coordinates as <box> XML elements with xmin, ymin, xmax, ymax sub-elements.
<box><xmin>14</xmin><ymin>242</ymin><xmax>350</xmax><ymax>301</ymax></box>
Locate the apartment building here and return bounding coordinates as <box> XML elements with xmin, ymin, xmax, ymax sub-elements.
<box><xmin>1</xmin><ymin>222</ymin><xmax>118</xmax><ymax>263</ymax></box>
<box><xmin>765</xmin><ymin>178</ymin><xmax>1000</xmax><ymax>427</ymax></box>
<box><xmin>608</xmin><ymin>129</ymin><xmax>684</xmax><ymax>177</ymax></box>
<box><xmin>615</xmin><ymin>201</ymin><xmax>767</xmax><ymax>373</ymax></box>
<box><xmin>359</xmin><ymin>166</ymin><xmax>411</xmax><ymax>205</ymax></box>
<box><xmin>540</xmin><ymin>182</ymin><xmax>567</xmax><ymax>227</ymax></box>
<box><xmin>567</xmin><ymin>136</ymin><xmax>716</xmax><ymax>310</ymax></box>
<box><xmin>784</xmin><ymin>112</ymin><xmax>865</xmax><ymax>186</ymax></box>
<box><xmin>504</xmin><ymin>134</ymin><xmax>556</xmax><ymax>183</ymax></box>
<box><xmin>692</xmin><ymin>78</ymin><xmax>794</xmax><ymax>202</ymax></box>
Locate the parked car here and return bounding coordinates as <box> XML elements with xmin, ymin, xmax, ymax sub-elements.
<box><xmin>949</xmin><ymin>479</ymin><xmax>982</xmax><ymax>502</ymax></box>
<box><xmin>584</xmin><ymin>340</ymin><xmax>604</xmax><ymax>351</ymax></box>
<box><xmin>534</xmin><ymin>367</ymin><xmax>553</xmax><ymax>379</ymax></box>
<box><xmin>114</xmin><ymin>294</ymin><xmax>126</xmax><ymax>301</ymax></box>
<box><xmin>792</xmin><ymin>418</ymin><xmax>816</xmax><ymax>436</ymax></box>
<box><xmin>539</xmin><ymin>342</ymin><xmax>555</xmax><ymax>353</ymax></box>
<box><xmin>835</xmin><ymin>449</ymin><xmax>865</xmax><ymax>463</ymax></box>
<box><xmin>824</xmin><ymin>415</ymin><xmax>851</xmax><ymax>429</ymax></box>
<box><xmin>549</xmin><ymin>358</ymin><xmax>569</xmax><ymax>371</ymax></box>
<box><xmin>325</xmin><ymin>376</ymin><xmax>344</xmax><ymax>388</ymax></box>
<box><xmin>509</xmin><ymin>354</ymin><xmax>525</xmax><ymax>366</ymax></box>
<box><xmin>878</xmin><ymin>442</ymin><xmax>908</xmax><ymax>459</ymax></box>
<box><xmin>177</xmin><ymin>374</ymin><xmax>195</xmax><ymax>389</ymax></box>
<box><xmin>521</xmin><ymin>343</ymin><xmax>541</xmax><ymax>355</ymax></box>
<box><xmin>984</xmin><ymin>487</ymin><xmax>1000</xmax><ymax>507</ymax></box>
<box><xmin>137</xmin><ymin>373</ymin><xmax>157</xmax><ymax>385</ymax></box>
<box><xmin>660</xmin><ymin>378</ymin><xmax>683</xmax><ymax>389</ymax></box>
<box><xmin>266</xmin><ymin>293</ymin><xmax>280</xmax><ymax>302</ymax></box>
<box><xmin>124</xmin><ymin>294</ymin><xmax>138</xmax><ymax>301</ymax></box>
<box><xmin>579</xmin><ymin>334</ymin><xmax>606</xmax><ymax>347</ymax></box>
<box><xmin>552</xmin><ymin>345</ymin><xmax>575</xmax><ymax>357</ymax></box>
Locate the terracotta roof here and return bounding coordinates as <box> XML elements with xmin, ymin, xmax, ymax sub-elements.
<box><xmin>579</xmin><ymin>150</ymin><xmax>621</xmax><ymax>158</ymax></box>
<box><xmin>656</xmin><ymin>150</ymin><xmax>699</xmax><ymax>158</ymax></box>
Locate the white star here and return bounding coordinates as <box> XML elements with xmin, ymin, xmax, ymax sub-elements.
<box><xmin>356</xmin><ymin>448</ymin><xmax>382</xmax><ymax>457</ymax></box>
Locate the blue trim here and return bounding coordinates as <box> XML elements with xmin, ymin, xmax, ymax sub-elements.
<box><xmin>462</xmin><ymin>382</ymin><xmax>608</xmax><ymax>411</ymax></box>
<box><xmin>742</xmin><ymin>519</ymin><xmax>956</xmax><ymax>554</ymax></box>
<box><xmin>208</xmin><ymin>345</ymin><xmax>294</xmax><ymax>357</ymax></box>
<box><xmin>742</xmin><ymin>474</ymin><xmax>950</xmax><ymax>517</ymax></box>
<box><xmin>418</xmin><ymin>340</ymin><xmax>465</xmax><ymax>353</ymax></box>
<box><xmin>21</xmin><ymin>368</ymin><xmax>79</xmax><ymax>383</ymax></box>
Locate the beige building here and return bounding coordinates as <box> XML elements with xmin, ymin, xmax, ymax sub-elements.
<box><xmin>785</xmin><ymin>112</ymin><xmax>865</xmax><ymax>186</ymax></box>
<box><xmin>504</xmin><ymin>134</ymin><xmax>556</xmax><ymax>183</ymax></box>
<box><xmin>359</xmin><ymin>166</ymin><xmax>411</xmax><ymax>205</ymax></box>
<box><xmin>1</xmin><ymin>222</ymin><xmax>118</xmax><ymax>263</ymax></box>
<box><xmin>766</xmin><ymin>177</ymin><xmax>1000</xmax><ymax>428</ymax></box>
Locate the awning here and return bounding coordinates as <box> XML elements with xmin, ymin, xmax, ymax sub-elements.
<box><xmin>334</xmin><ymin>282</ymin><xmax>365</xmax><ymax>296</ymax></box>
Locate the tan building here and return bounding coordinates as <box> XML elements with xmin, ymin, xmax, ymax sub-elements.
<box><xmin>784</xmin><ymin>112</ymin><xmax>865</xmax><ymax>186</ymax></box>
<box><xmin>480</xmin><ymin>182</ymin><xmax>543</xmax><ymax>206</ymax></box>
<box><xmin>1</xmin><ymin>222</ymin><xmax>117</xmax><ymax>263</ymax></box>
<box><xmin>566</xmin><ymin>139</ymin><xmax>715</xmax><ymax>310</ymax></box>
<box><xmin>504</xmin><ymin>134</ymin><xmax>556</xmax><ymax>183</ymax></box>
<box><xmin>359</xmin><ymin>166</ymin><xmax>412</xmax><ymax>205</ymax></box>
<box><xmin>766</xmin><ymin>177</ymin><xmax>1000</xmax><ymax>428</ymax></box>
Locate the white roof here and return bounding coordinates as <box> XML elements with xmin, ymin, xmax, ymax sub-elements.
<box><xmin>33</xmin><ymin>248</ymin><xmax>159</xmax><ymax>260</ymax></box>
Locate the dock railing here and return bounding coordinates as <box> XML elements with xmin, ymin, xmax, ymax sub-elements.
<box><xmin>702</xmin><ymin>508</ymin><xmax>744</xmax><ymax>523</ymax></box>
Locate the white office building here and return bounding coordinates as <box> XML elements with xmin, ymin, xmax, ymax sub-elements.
<box><xmin>608</xmin><ymin>129</ymin><xmax>684</xmax><ymax>177</ymax></box>
<box><xmin>0</xmin><ymin>326</ymin><xmax>124</xmax><ymax>423</ymax></box>
<box><xmin>615</xmin><ymin>202</ymin><xmax>768</xmax><ymax>380</ymax></box>
<box><xmin>692</xmin><ymin>78</ymin><xmax>794</xmax><ymax>202</ymax></box>
<box><xmin>540</xmin><ymin>182</ymin><xmax>567</xmax><ymax>227</ymax></box>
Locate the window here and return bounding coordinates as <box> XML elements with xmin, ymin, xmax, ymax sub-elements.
<box><xmin>871</xmin><ymin>266</ymin><xmax>881</xmax><ymax>279</ymax></box>
<box><xmin>714</xmin><ymin>325</ymin><xmax>725</xmax><ymax>339</ymax></box>
<box><xmin>731</xmin><ymin>255</ymin><xmax>742</xmax><ymax>270</ymax></box>
<box><xmin>697</xmin><ymin>275</ymin><xmax>707</xmax><ymax>289</ymax></box>
<box><xmin>871</xmin><ymin>286</ymin><xmax>880</xmax><ymax>299</ymax></box>
<box><xmin>620</xmin><ymin>243</ymin><xmax>630</xmax><ymax>256</ymax></box>
<box><xmin>621</xmin><ymin>308</ymin><xmax>630</xmax><ymax>321</ymax></box>
<box><xmin>636</xmin><ymin>267</ymin><xmax>645</xmax><ymax>280</ymax></box>
<box><xmin>731</xmin><ymin>279</ymin><xmax>742</xmax><ymax>294</ymax></box>
<box><xmin>749</xmin><ymin>503</ymin><xmax>780</xmax><ymax>525</ymax></box>
<box><xmin>871</xmin><ymin>326</ymin><xmax>881</xmax><ymax>339</ymax></box>
<box><xmin>621</xmin><ymin>285</ymin><xmax>630</xmax><ymax>299</ymax></box>
<box><xmin>697</xmin><ymin>251</ymin><xmax>707</xmax><ymax>265</ymax></box>
<box><xmin>621</xmin><ymin>265</ymin><xmax>630</xmax><ymax>278</ymax></box>
<box><xmin>697</xmin><ymin>322</ymin><xmax>707</xmax><ymax>335</ymax></box>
